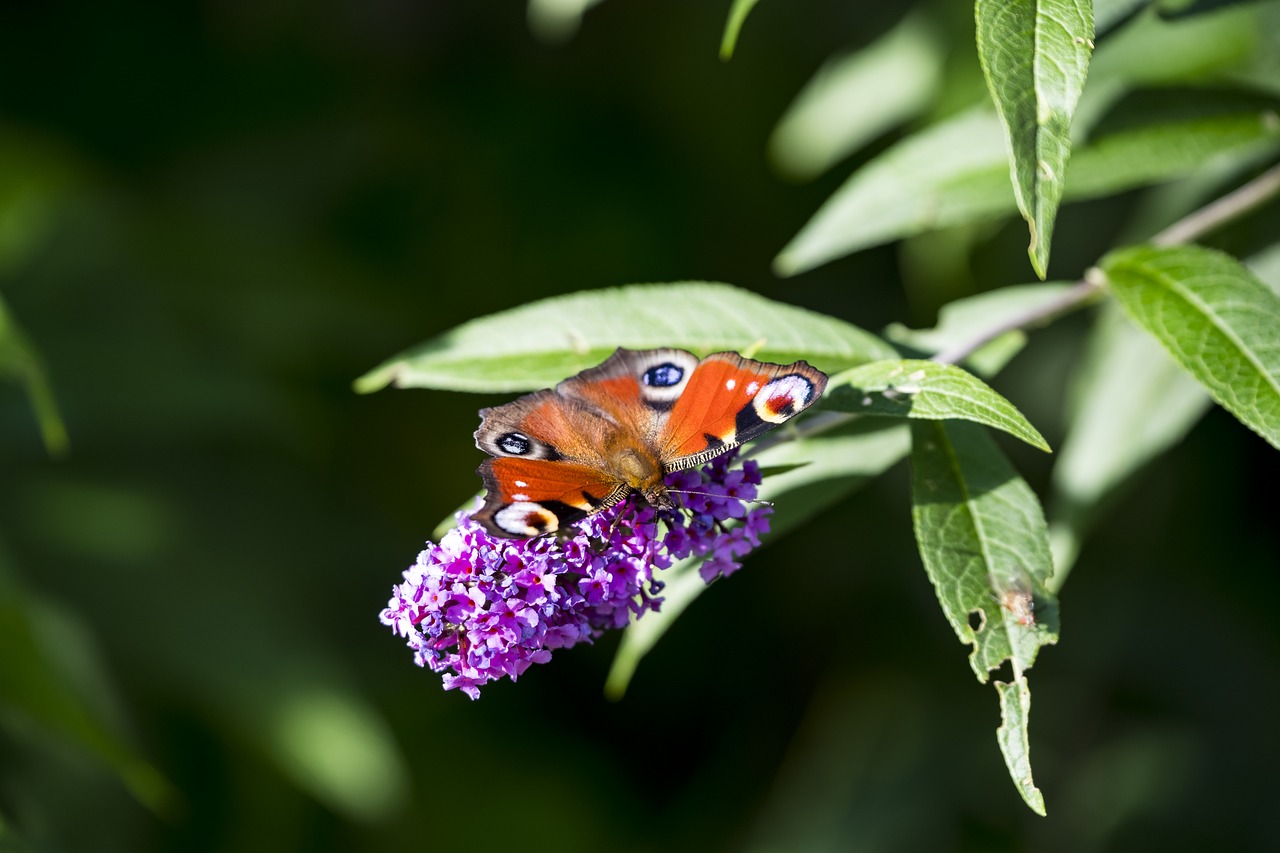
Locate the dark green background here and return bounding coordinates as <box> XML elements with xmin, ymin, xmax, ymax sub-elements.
<box><xmin>2</xmin><ymin>2</ymin><xmax>1278</xmax><ymax>850</ymax></box>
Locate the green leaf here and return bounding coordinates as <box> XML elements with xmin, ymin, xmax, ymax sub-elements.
<box><xmin>774</xmin><ymin>94</ymin><xmax>1280</xmax><ymax>276</ymax></box>
<box><xmin>1087</xmin><ymin>1</ymin><xmax>1264</xmax><ymax>91</ymax></box>
<box><xmin>885</xmin><ymin>282</ymin><xmax>1081</xmax><ymax>376</ymax></box>
<box><xmin>355</xmin><ymin>282</ymin><xmax>896</xmax><ymax>393</ymax></box>
<box><xmin>823</xmin><ymin>359</ymin><xmax>1051</xmax><ymax>451</ymax></box>
<box><xmin>1094</xmin><ymin>0</ymin><xmax>1151</xmax><ymax>35</ymax></box>
<box><xmin>1101</xmin><ymin>244</ymin><xmax>1280</xmax><ymax>450</ymax></box>
<box><xmin>526</xmin><ymin>0</ymin><xmax>606</xmax><ymax>44</ymax></box>
<box><xmin>0</xmin><ymin>293</ymin><xmax>68</xmax><ymax>456</ymax></box>
<box><xmin>1048</xmin><ymin>303</ymin><xmax>1210</xmax><ymax>578</ymax></box>
<box><xmin>604</xmin><ymin>556</ymin><xmax>707</xmax><ymax>700</ymax></box>
<box><xmin>769</xmin><ymin>12</ymin><xmax>944</xmax><ymax>181</ymax></box>
<box><xmin>606</xmin><ymin>420</ymin><xmax>910</xmax><ymax>697</ymax></box>
<box><xmin>910</xmin><ymin>420</ymin><xmax>1057</xmax><ymax>813</ymax></box>
<box><xmin>720</xmin><ymin>0</ymin><xmax>760</xmax><ymax>60</ymax></box>
<box><xmin>774</xmin><ymin>108</ymin><xmax>1009</xmax><ymax>277</ymax></box>
<box><xmin>996</xmin><ymin>678</ymin><xmax>1047</xmax><ymax>815</ymax></box>
<box><xmin>0</xmin><ymin>131</ymin><xmax>76</xmax><ymax>276</ymax></box>
<box><xmin>976</xmin><ymin>0</ymin><xmax>1095</xmax><ymax>278</ymax></box>
<box><xmin>1159</xmin><ymin>0</ymin><xmax>1262</xmax><ymax>20</ymax></box>
<box><xmin>261</xmin><ymin>683</ymin><xmax>409</xmax><ymax>822</ymax></box>
<box><xmin>752</xmin><ymin>418</ymin><xmax>911</xmax><ymax>532</ymax></box>
<box><xmin>910</xmin><ymin>421</ymin><xmax>1059</xmax><ymax>678</ymax></box>
<box><xmin>0</xmin><ymin>571</ymin><xmax>179</xmax><ymax>817</ymax></box>
<box><xmin>1064</xmin><ymin>90</ymin><xmax>1280</xmax><ymax>199</ymax></box>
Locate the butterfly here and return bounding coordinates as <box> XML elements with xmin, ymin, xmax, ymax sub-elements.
<box><xmin>473</xmin><ymin>348</ymin><xmax>829</xmax><ymax>538</ymax></box>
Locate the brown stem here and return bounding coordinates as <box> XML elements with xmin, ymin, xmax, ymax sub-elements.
<box><xmin>932</xmin><ymin>160</ymin><xmax>1280</xmax><ymax>366</ymax></box>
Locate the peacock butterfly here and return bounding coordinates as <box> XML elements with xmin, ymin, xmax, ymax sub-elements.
<box><xmin>473</xmin><ymin>348</ymin><xmax>828</xmax><ymax>538</ymax></box>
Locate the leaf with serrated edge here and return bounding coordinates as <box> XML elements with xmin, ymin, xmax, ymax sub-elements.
<box><xmin>1101</xmin><ymin>244</ymin><xmax>1280</xmax><ymax>450</ymax></box>
<box><xmin>910</xmin><ymin>420</ymin><xmax>1058</xmax><ymax>681</ymax></box>
<box><xmin>976</xmin><ymin>0</ymin><xmax>1095</xmax><ymax>278</ymax></box>
<box><xmin>824</xmin><ymin>359</ymin><xmax>1051</xmax><ymax>451</ymax></box>
<box><xmin>606</xmin><ymin>420</ymin><xmax>911</xmax><ymax>697</ymax></box>
<box><xmin>355</xmin><ymin>282</ymin><xmax>895</xmax><ymax>393</ymax></box>
<box><xmin>997</xmin><ymin>679</ymin><xmax>1047</xmax><ymax>815</ymax></box>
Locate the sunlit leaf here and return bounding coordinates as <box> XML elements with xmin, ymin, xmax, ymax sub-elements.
<box><xmin>769</xmin><ymin>12</ymin><xmax>943</xmax><ymax>180</ymax></box>
<box><xmin>356</xmin><ymin>282</ymin><xmax>896</xmax><ymax>393</ymax></box>
<box><xmin>910</xmin><ymin>421</ymin><xmax>1059</xmax><ymax>679</ymax></box>
<box><xmin>824</xmin><ymin>359</ymin><xmax>1051</xmax><ymax>451</ymax></box>
<box><xmin>1087</xmin><ymin>0</ymin><xmax>1263</xmax><ymax>92</ymax></box>
<box><xmin>774</xmin><ymin>108</ymin><xmax>1008</xmax><ymax>276</ymax></box>
<box><xmin>526</xmin><ymin>0</ymin><xmax>606</xmax><ymax>44</ymax></box>
<box><xmin>976</xmin><ymin>0</ymin><xmax>1094</xmax><ymax>278</ymax></box>
<box><xmin>265</xmin><ymin>684</ymin><xmax>409</xmax><ymax>823</ymax></box>
<box><xmin>910</xmin><ymin>420</ymin><xmax>1057</xmax><ymax>812</ymax></box>
<box><xmin>1065</xmin><ymin>90</ymin><xmax>1280</xmax><ymax>199</ymax></box>
<box><xmin>1101</xmin><ymin>244</ymin><xmax>1280</xmax><ymax>450</ymax></box>
<box><xmin>996</xmin><ymin>678</ymin><xmax>1046</xmax><ymax>815</ymax></box>
<box><xmin>776</xmin><ymin>92</ymin><xmax>1280</xmax><ymax>276</ymax></box>
<box><xmin>720</xmin><ymin>0</ymin><xmax>760</xmax><ymax>60</ymax></box>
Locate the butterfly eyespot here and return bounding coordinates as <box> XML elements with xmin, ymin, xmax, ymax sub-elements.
<box><xmin>498</xmin><ymin>432</ymin><xmax>533</xmax><ymax>455</ymax></box>
<box><xmin>643</xmin><ymin>363</ymin><xmax>684</xmax><ymax>387</ymax></box>
<box><xmin>753</xmin><ymin>374</ymin><xmax>816</xmax><ymax>423</ymax></box>
<box><xmin>494</xmin><ymin>502</ymin><xmax>559</xmax><ymax>536</ymax></box>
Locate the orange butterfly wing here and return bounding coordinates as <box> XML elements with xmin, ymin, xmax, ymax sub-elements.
<box><xmin>657</xmin><ymin>352</ymin><xmax>828</xmax><ymax>469</ymax></box>
<box><xmin>474</xmin><ymin>457</ymin><xmax>623</xmax><ymax>537</ymax></box>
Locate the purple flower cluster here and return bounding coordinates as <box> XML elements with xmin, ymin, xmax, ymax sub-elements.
<box><xmin>379</xmin><ymin>450</ymin><xmax>772</xmax><ymax>698</ymax></box>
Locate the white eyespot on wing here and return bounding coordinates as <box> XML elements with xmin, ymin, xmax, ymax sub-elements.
<box><xmin>494</xmin><ymin>502</ymin><xmax>560</xmax><ymax>537</ymax></box>
<box><xmin>725</xmin><ymin>378</ymin><xmax>736</xmax><ymax>391</ymax></box>
<box><xmin>635</xmin><ymin>349</ymin><xmax>700</xmax><ymax>408</ymax></box>
<box><xmin>752</xmin><ymin>374</ymin><xmax>818</xmax><ymax>424</ymax></box>
<box><xmin>475</xmin><ymin>407</ymin><xmax>564</xmax><ymax>460</ymax></box>
<box><xmin>745</xmin><ymin>381</ymin><xmax>760</xmax><ymax>396</ymax></box>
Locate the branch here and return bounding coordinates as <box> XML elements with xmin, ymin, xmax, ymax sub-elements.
<box><xmin>1151</xmin><ymin>160</ymin><xmax>1280</xmax><ymax>247</ymax></box>
<box><xmin>932</xmin><ymin>160</ymin><xmax>1280</xmax><ymax>366</ymax></box>
<box><xmin>932</xmin><ymin>276</ymin><xmax>1103</xmax><ymax>366</ymax></box>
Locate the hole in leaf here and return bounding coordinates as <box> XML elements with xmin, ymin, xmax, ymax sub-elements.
<box><xmin>993</xmin><ymin>659</ymin><xmax>1016</xmax><ymax>683</ymax></box>
<box><xmin>968</xmin><ymin>609</ymin><xmax>986</xmax><ymax>633</ymax></box>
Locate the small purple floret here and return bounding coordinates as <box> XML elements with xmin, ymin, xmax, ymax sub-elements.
<box><xmin>379</xmin><ymin>450</ymin><xmax>773</xmax><ymax>699</ymax></box>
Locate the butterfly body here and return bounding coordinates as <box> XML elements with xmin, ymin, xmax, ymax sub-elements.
<box><xmin>474</xmin><ymin>348</ymin><xmax>828</xmax><ymax>538</ymax></box>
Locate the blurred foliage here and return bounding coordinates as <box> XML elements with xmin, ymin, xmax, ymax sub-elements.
<box><xmin>1</xmin><ymin>1</ymin><xmax>1279</xmax><ymax>851</ymax></box>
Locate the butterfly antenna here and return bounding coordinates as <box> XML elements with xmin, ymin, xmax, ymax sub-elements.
<box><xmin>666</xmin><ymin>486</ymin><xmax>774</xmax><ymax>508</ymax></box>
